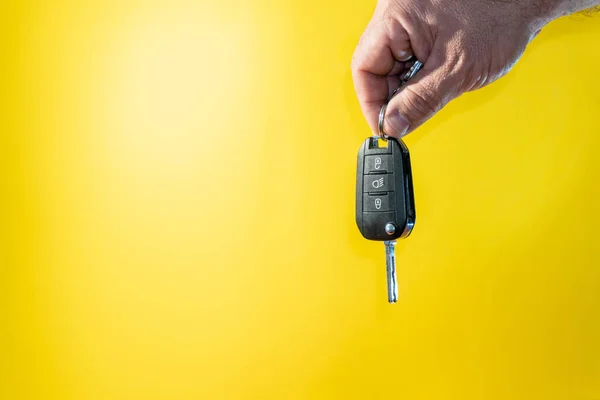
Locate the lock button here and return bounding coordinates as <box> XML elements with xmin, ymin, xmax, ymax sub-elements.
<box><xmin>363</xmin><ymin>193</ymin><xmax>393</xmax><ymax>212</ymax></box>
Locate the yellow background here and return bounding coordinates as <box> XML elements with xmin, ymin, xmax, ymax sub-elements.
<box><xmin>1</xmin><ymin>1</ymin><xmax>599</xmax><ymax>399</ymax></box>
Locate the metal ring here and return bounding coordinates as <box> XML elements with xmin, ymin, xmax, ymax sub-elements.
<box><xmin>401</xmin><ymin>60</ymin><xmax>423</xmax><ymax>82</ymax></box>
<box><xmin>379</xmin><ymin>59</ymin><xmax>423</xmax><ymax>141</ymax></box>
<box><xmin>388</xmin><ymin>60</ymin><xmax>423</xmax><ymax>102</ymax></box>
<box><xmin>378</xmin><ymin>103</ymin><xmax>388</xmax><ymax>140</ymax></box>
<box><xmin>388</xmin><ymin>86</ymin><xmax>402</xmax><ymax>101</ymax></box>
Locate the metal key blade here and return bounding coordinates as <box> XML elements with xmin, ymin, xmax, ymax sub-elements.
<box><xmin>384</xmin><ymin>240</ymin><xmax>398</xmax><ymax>303</ymax></box>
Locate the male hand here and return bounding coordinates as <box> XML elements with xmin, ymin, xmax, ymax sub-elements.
<box><xmin>351</xmin><ymin>0</ymin><xmax>597</xmax><ymax>138</ymax></box>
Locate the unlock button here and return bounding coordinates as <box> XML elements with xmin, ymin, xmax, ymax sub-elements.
<box><xmin>363</xmin><ymin>193</ymin><xmax>393</xmax><ymax>212</ymax></box>
<box><xmin>365</xmin><ymin>155</ymin><xmax>392</xmax><ymax>173</ymax></box>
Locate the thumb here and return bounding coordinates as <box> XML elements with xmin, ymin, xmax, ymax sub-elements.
<box><xmin>383</xmin><ymin>62</ymin><xmax>460</xmax><ymax>138</ymax></box>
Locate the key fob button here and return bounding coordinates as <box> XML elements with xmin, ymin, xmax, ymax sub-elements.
<box><xmin>363</xmin><ymin>193</ymin><xmax>394</xmax><ymax>212</ymax></box>
<box><xmin>364</xmin><ymin>174</ymin><xmax>395</xmax><ymax>193</ymax></box>
<box><xmin>364</xmin><ymin>155</ymin><xmax>392</xmax><ymax>173</ymax></box>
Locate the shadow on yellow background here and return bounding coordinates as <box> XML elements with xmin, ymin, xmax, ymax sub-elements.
<box><xmin>1</xmin><ymin>1</ymin><xmax>599</xmax><ymax>399</ymax></box>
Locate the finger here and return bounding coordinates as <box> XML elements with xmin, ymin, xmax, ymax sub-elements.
<box><xmin>387</xmin><ymin>75</ymin><xmax>401</xmax><ymax>97</ymax></box>
<box><xmin>352</xmin><ymin>22</ymin><xmax>396</xmax><ymax>75</ymax></box>
<box><xmin>351</xmin><ymin>68</ymin><xmax>387</xmax><ymax>134</ymax></box>
<box><xmin>388</xmin><ymin>60</ymin><xmax>405</xmax><ymax>76</ymax></box>
<box><xmin>385</xmin><ymin>17</ymin><xmax>413</xmax><ymax>62</ymax></box>
<box><xmin>383</xmin><ymin>56</ymin><xmax>462</xmax><ymax>138</ymax></box>
<box><xmin>351</xmin><ymin>21</ymin><xmax>413</xmax><ymax>134</ymax></box>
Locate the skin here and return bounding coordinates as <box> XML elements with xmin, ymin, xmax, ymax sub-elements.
<box><xmin>351</xmin><ymin>0</ymin><xmax>600</xmax><ymax>138</ymax></box>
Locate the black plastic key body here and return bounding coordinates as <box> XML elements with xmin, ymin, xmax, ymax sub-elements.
<box><xmin>356</xmin><ymin>137</ymin><xmax>416</xmax><ymax>241</ymax></box>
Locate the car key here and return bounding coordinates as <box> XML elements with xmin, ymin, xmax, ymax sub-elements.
<box><xmin>355</xmin><ymin>136</ymin><xmax>416</xmax><ymax>303</ymax></box>
<box><xmin>355</xmin><ymin>59</ymin><xmax>421</xmax><ymax>303</ymax></box>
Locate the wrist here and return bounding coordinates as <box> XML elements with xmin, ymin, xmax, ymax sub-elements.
<box><xmin>521</xmin><ymin>0</ymin><xmax>563</xmax><ymax>31</ymax></box>
<box><xmin>530</xmin><ymin>0</ymin><xmax>599</xmax><ymax>27</ymax></box>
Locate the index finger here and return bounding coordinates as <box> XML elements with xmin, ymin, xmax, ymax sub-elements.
<box><xmin>351</xmin><ymin>19</ymin><xmax>412</xmax><ymax>134</ymax></box>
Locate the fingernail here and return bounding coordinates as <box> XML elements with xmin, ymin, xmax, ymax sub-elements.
<box><xmin>385</xmin><ymin>108</ymin><xmax>410</xmax><ymax>137</ymax></box>
<box><xmin>396</xmin><ymin>50</ymin><xmax>413</xmax><ymax>61</ymax></box>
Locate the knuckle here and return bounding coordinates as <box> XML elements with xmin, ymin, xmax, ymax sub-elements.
<box><xmin>380</xmin><ymin>0</ymin><xmax>401</xmax><ymax>20</ymax></box>
<box><xmin>445</xmin><ymin>50</ymin><xmax>468</xmax><ymax>76</ymax></box>
<box><xmin>447</xmin><ymin>43</ymin><xmax>491</xmax><ymax>91</ymax></box>
<box><xmin>381</xmin><ymin>11</ymin><xmax>401</xmax><ymax>38</ymax></box>
<box><xmin>350</xmin><ymin>49</ymin><xmax>364</xmax><ymax>73</ymax></box>
<box><xmin>429</xmin><ymin>45</ymin><xmax>471</xmax><ymax>94</ymax></box>
<box><xmin>402</xmin><ymin>85</ymin><xmax>440</xmax><ymax>121</ymax></box>
<box><xmin>442</xmin><ymin>37</ymin><xmax>471</xmax><ymax>76</ymax></box>
<box><xmin>443</xmin><ymin>54</ymin><xmax>470</xmax><ymax>90</ymax></box>
<box><xmin>350</xmin><ymin>54</ymin><xmax>359</xmax><ymax>72</ymax></box>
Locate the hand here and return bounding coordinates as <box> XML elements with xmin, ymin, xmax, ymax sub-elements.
<box><xmin>351</xmin><ymin>0</ymin><xmax>595</xmax><ymax>138</ymax></box>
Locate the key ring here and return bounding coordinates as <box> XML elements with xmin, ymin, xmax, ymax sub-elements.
<box><xmin>388</xmin><ymin>61</ymin><xmax>423</xmax><ymax>100</ymax></box>
<box><xmin>378</xmin><ymin>60</ymin><xmax>423</xmax><ymax>141</ymax></box>
<box><xmin>400</xmin><ymin>60</ymin><xmax>423</xmax><ymax>84</ymax></box>
<box><xmin>378</xmin><ymin>102</ymin><xmax>389</xmax><ymax>140</ymax></box>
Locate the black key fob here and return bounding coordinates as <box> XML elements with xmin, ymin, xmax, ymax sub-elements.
<box><xmin>355</xmin><ymin>137</ymin><xmax>416</xmax><ymax>241</ymax></box>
